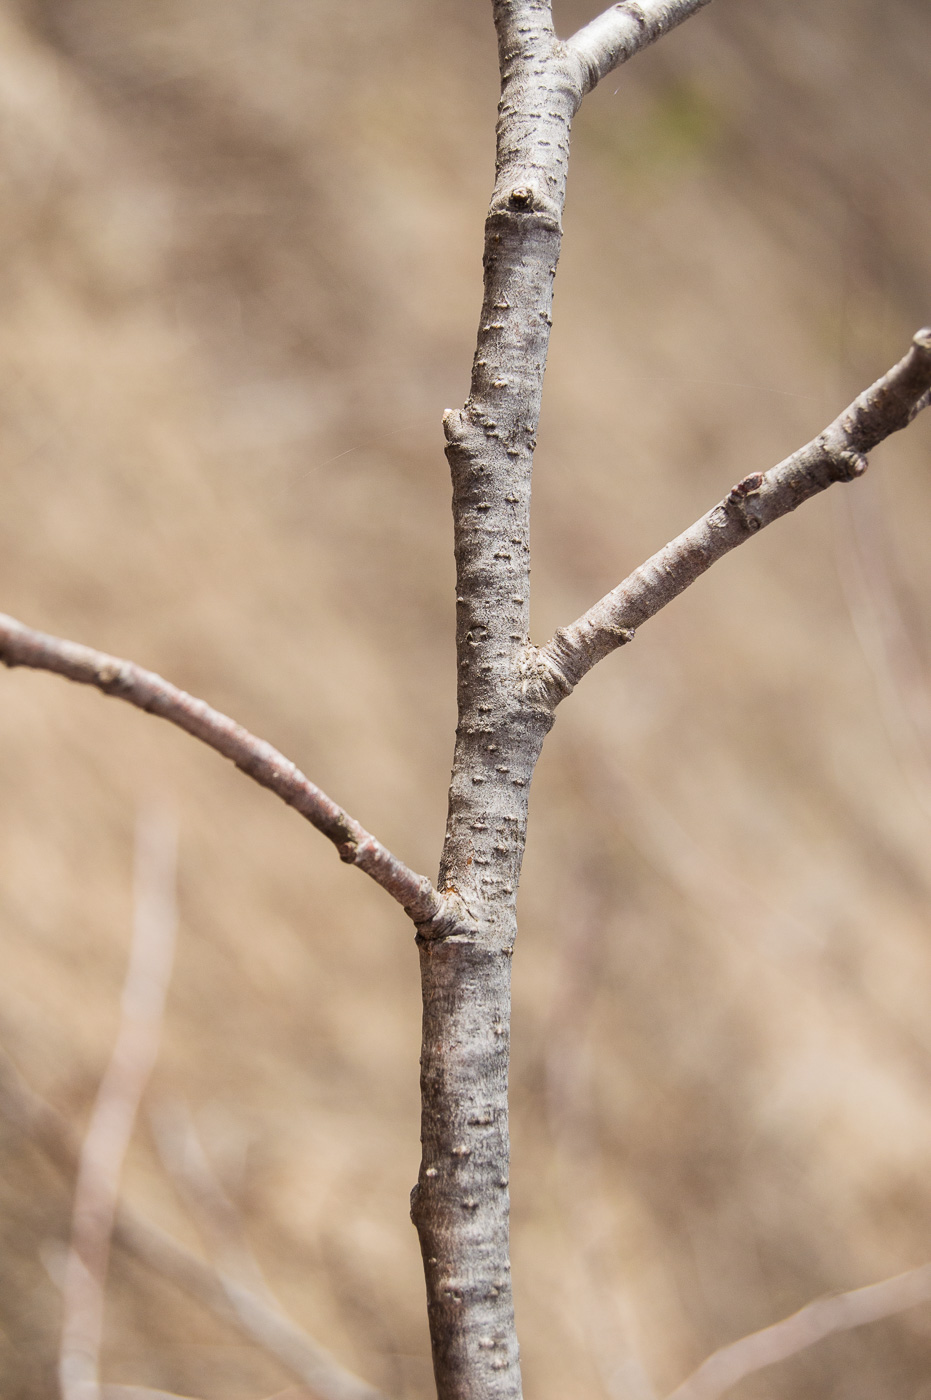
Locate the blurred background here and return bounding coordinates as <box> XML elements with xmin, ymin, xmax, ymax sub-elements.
<box><xmin>1</xmin><ymin>0</ymin><xmax>930</xmax><ymax>1396</ymax></box>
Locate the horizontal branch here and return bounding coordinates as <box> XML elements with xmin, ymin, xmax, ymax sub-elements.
<box><xmin>566</xmin><ymin>0</ymin><xmax>714</xmax><ymax>95</ymax></box>
<box><xmin>0</xmin><ymin>614</ymin><xmax>448</xmax><ymax>928</ymax></box>
<box><xmin>666</xmin><ymin>1261</ymin><xmax>931</xmax><ymax>1399</ymax></box>
<box><xmin>536</xmin><ymin>329</ymin><xmax>931</xmax><ymax>700</ymax></box>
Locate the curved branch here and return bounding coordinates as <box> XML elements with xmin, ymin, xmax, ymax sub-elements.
<box><xmin>566</xmin><ymin>0</ymin><xmax>714</xmax><ymax>95</ymax></box>
<box><xmin>535</xmin><ymin>329</ymin><xmax>931</xmax><ymax>701</ymax></box>
<box><xmin>665</xmin><ymin>1262</ymin><xmax>931</xmax><ymax>1400</ymax></box>
<box><xmin>0</xmin><ymin>613</ymin><xmax>448</xmax><ymax>928</ymax></box>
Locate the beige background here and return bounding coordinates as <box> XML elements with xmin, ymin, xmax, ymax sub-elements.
<box><xmin>1</xmin><ymin>1</ymin><xmax>931</xmax><ymax>1396</ymax></box>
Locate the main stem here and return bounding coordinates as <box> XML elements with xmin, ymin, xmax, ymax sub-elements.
<box><xmin>410</xmin><ymin>9</ymin><xmax>582</xmax><ymax>1399</ymax></box>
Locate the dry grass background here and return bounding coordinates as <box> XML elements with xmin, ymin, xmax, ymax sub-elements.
<box><xmin>1</xmin><ymin>0</ymin><xmax>930</xmax><ymax>1396</ymax></box>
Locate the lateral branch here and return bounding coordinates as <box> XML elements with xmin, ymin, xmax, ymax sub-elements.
<box><xmin>567</xmin><ymin>0</ymin><xmax>715</xmax><ymax>94</ymax></box>
<box><xmin>0</xmin><ymin>613</ymin><xmax>445</xmax><ymax>927</ymax></box>
<box><xmin>537</xmin><ymin>329</ymin><xmax>931</xmax><ymax>700</ymax></box>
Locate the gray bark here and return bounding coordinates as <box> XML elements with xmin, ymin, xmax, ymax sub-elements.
<box><xmin>535</xmin><ymin>331</ymin><xmax>931</xmax><ymax>700</ymax></box>
<box><xmin>0</xmin><ymin>613</ymin><xmax>444</xmax><ymax>925</ymax></box>
<box><xmin>2</xmin><ymin>5</ymin><xmax>930</xmax><ymax>1399</ymax></box>
<box><xmin>567</xmin><ymin>0</ymin><xmax>715</xmax><ymax>95</ymax></box>
<box><xmin>410</xmin><ymin>5</ymin><xmax>713</xmax><ymax>1398</ymax></box>
<box><xmin>410</xmin><ymin>6</ymin><xmax>569</xmax><ymax>1394</ymax></box>
<box><xmin>409</xmin><ymin>5</ymin><xmax>931</xmax><ymax>1398</ymax></box>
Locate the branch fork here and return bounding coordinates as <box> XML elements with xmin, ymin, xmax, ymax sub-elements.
<box><xmin>2</xmin><ymin>4</ymin><xmax>930</xmax><ymax>1400</ymax></box>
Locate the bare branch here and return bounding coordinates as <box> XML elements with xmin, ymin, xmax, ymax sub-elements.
<box><xmin>665</xmin><ymin>1263</ymin><xmax>931</xmax><ymax>1400</ymax></box>
<box><xmin>0</xmin><ymin>1047</ymin><xmax>385</xmax><ymax>1400</ymax></box>
<box><xmin>535</xmin><ymin>329</ymin><xmax>931</xmax><ymax>702</ymax></box>
<box><xmin>60</xmin><ymin>807</ymin><xmax>178</xmax><ymax>1400</ymax></box>
<box><xmin>0</xmin><ymin>613</ymin><xmax>449</xmax><ymax>929</ymax></box>
<box><xmin>566</xmin><ymin>0</ymin><xmax>714</xmax><ymax>95</ymax></box>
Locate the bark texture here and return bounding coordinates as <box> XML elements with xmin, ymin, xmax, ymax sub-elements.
<box><xmin>4</xmin><ymin>4</ymin><xmax>930</xmax><ymax>1398</ymax></box>
<box><xmin>567</xmin><ymin>0</ymin><xmax>715</xmax><ymax>94</ymax></box>
<box><xmin>411</xmin><ymin>5</ymin><xmax>721</xmax><ymax>1396</ymax></box>
<box><xmin>410</xmin><ymin>6</ymin><xmax>931</xmax><ymax>1395</ymax></box>
<box><xmin>410</xmin><ymin>7</ymin><xmax>573</xmax><ymax>1398</ymax></box>
<box><xmin>536</xmin><ymin>329</ymin><xmax>931</xmax><ymax>699</ymax></box>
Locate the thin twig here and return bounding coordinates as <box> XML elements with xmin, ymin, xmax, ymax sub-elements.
<box><xmin>60</xmin><ymin>806</ymin><xmax>179</xmax><ymax>1400</ymax></box>
<box><xmin>535</xmin><ymin>330</ymin><xmax>931</xmax><ymax>702</ymax></box>
<box><xmin>566</xmin><ymin>0</ymin><xmax>714</xmax><ymax>95</ymax></box>
<box><xmin>0</xmin><ymin>1045</ymin><xmax>386</xmax><ymax>1400</ymax></box>
<box><xmin>0</xmin><ymin>613</ymin><xmax>449</xmax><ymax>929</ymax></box>
<box><xmin>665</xmin><ymin>1262</ymin><xmax>931</xmax><ymax>1400</ymax></box>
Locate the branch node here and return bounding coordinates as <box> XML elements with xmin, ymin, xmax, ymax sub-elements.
<box><xmin>443</xmin><ymin>408</ymin><xmax>466</xmax><ymax>442</ymax></box>
<box><xmin>414</xmin><ymin>892</ymin><xmax>475</xmax><ymax>944</ymax></box>
<box><xmin>726</xmin><ymin>471</ymin><xmax>764</xmax><ymax>499</ymax></box>
<box><xmin>835</xmin><ymin>448</ymin><xmax>869</xmax><ymax>481</ymax></box>
<box><xmin>725</xmin><ymin>471</ymin><xmax>765</xmax><ymax>531</ymax></box>
<box><xmin>508</xmin><ymin>184</ymin><xmax>536</xmax><ymax>209</ymax></box>
<box><xmin>97</xmin><ymin>660</ymin><xmax>128</xmax><ymax>690</ymax></box>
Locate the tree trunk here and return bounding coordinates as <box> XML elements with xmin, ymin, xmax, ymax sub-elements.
<box><xmin>409</xmin><ymin>8</ymin><xmax>579</xmax><ymax>1398</ymax></box>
